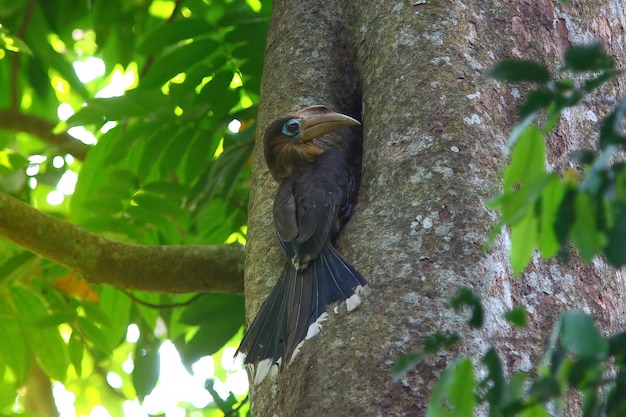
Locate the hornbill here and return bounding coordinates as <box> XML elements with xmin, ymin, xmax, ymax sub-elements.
<box><xmin>238</xmin><ymin>105</ymin><xmax>369</xmax><ymax>384</ymax></box>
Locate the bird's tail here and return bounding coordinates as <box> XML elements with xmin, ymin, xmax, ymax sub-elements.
<box><xmin>237</xmin><ymin>244</ymin><xmax>368</xmax><ymax>384</ymax></box>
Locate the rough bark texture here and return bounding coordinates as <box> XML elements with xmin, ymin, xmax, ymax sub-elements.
<box><xmin>0</xmin><ymin>192</ymin><xmax>244</xmax><ymax>293</ymax></box>
<box><xmin>246</xmin><ymin>0</ymin><xmax>626</xmax><ymax>416</ymax></box>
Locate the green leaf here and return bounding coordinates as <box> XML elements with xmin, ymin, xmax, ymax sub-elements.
<box><xmin>568</xmin><ymin>357</ymin><xmax>603</xmax><ymax>389</ymax></box>
<box><xmin>133</xmin><ymin>335</ymin><xmax>160</xmax><ymax>399</ymax></box>
<box><xmin>563</xmin><ymin>44</ymin><xmax>615</xmax><ymax>72</ymax></box>
<box><xmin>605</xmin><ymin>201</ymin><xmax>626</xmax><ymax>266</ymax></box>
<box><xmin>66</xmin><ymin>89</ymin><xmax>168</xmax><ymax>127</ymax></box>
<box><xmin>528</xmin><ymin>377</ymin><xmax>561</xmax><ymax>402</ymax></box>
<box><xmin>553</xmin><ymin>188</ymin><xmax>576</xmax><ymax>245</ymax></box>
<box><xmin>138</xmin><ymin>18</ymin><xmax>213</xmax><ymax>55</ymax></box>
<box><xmin>68</xmin><ymin>330</ymin><xmax>83</xmax><ymax>376</ymax></box>
<box><xmin>504</xmin><ymin>306</ymin><xmax>527</xmax><ymax>327</ymax></box>
<box><xmin>206</xmin><ymin>379</ymin><xmax>239</xmax><ymax>414</ymax></box>
<box><xmin>538</xmin><ymin>176</ymin><xmax>565</xmax><ymax>258</ymax></box>
<box><xmin>10</xmin><ymin>287</ymin><xmax>69</xmax><ymax>381</ymax></box>
<box><xmin>584</xmin><ymin>70</ymin><xmax>618</xmax><ymax>92</ymax></box>
<box><xmin>607</xmin><ymin>331</ymin><xmax>626</xmax><ymax>357</ymax></box>
<box><xmin>159</xmin><ymin>128</ymin><xmax>193</xmax><ymax>177</ymax></box>
<box><xmin>392</xmin><ymin>352</ymin><xmax>424</xmax><ymax>382</ymax></box>
<box><xmin>0</xmin><ymin>252</ymin><xmax>36</xmax><ymax>282</ymax></box>
<box><xmin>449</xmin><ymin>288</ymin><xmax>483</xmax><ymax>328</ymax></box>
<box><xmin>98</xmin><ymin>286</ymin><xmax>132</xmax><ymax>349</ymax></box>
<box><xmin>0</xmin><ymin>27</ymin><xmax>32</xmax><ymax>54</ymax></box>
<box><xmin>599</xmin><ymin>99</ymin><xmax>626</xmax><ymax>149</ymax></box>
<box><xmin>423</xmin><ymin>332</ymin><xmax>461</xmax><ymax>353</ymax></box>
<box><xmin>179</xmin><ymin>294</ymin><xmax>244</xmax><ymax>327</ymax></box>
<box><xmin>486</xmin><ymin>60</ymin><xmax>550</xmax><ymax>83</ymax></box>
<box><xmin>519</xmin><ymin>89</ymin><xmax>556</xmax><ymax>118</ymax></box>
<box><xmin>520</xmin><ymin>403</ymin><xmax>551</xmax><ymax>417</ymax></box>
<box><xmin>182</xmin><ymin>130</ymin><xmax>218</xmax><ymax>183</ymax></box>
<box><xmin>504</xmin><ymin>125</ymin><xmax>546</xmax><ymax>191</ymax></box>
<box><xmin>570</xmin><ymin>193</ymin><xmax>604</xmax><ymax>263</ymax></box>
<box><xmin>175</xmin><ymin>294</ymin><xmax>244</xmax><ymax>366</ymax></box>
<box><xmin>560</xmin><ymin>310</ymin><xmax>608</xmax><ymax>359</ymax></box>
<box><xmin>138</xmin><ymin>125</ymin><xmax>181</xmax><ymax>180</ymax></box>
<box><xmin>426</xmin><ymin>359</ymin><xmax>475</xmax><ymax>417</ymax></box>
<box><xmin>510</xmin><ymin>209</ymin><xmax>538</xmax><ymax>274</ymax></box>
<box><xmin>140</xmin><ymin>38</ymin><xmax>219</xmax><ymax>88</ymax></box>
<box><xmin>0</xmin><ymin>318</ymin><xmax>30</xmax><ymax>384</ymax></box>
<box><xmin>81</xmin><ymin>301</ymin><xmax>111</xmax><ymax>327</ymax></box>
<box><xmin>24</xmin><ymin>5</ymin><xmax>88</xmax><ymax>99</ymax></box>
<box><xmin>77</xmin><ymin>316</ymin><xmax>114</xmax><ymax>354</ymax></box>
<box><xmin>197</xmin><ymin>71</ymin><xmax>239</xmax><ymax>116</ymax></box>
<box><xmin>482</xmin><ymin>348</ymin><xmax>505</xmax><ymax>406</ymax></box>
<box><xmin>0</xmin><ymin>378</ymin><xmax>17</xmax><ymax>410</ymax></box>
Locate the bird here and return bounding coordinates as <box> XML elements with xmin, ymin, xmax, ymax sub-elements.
<box><xmin>237</xmin><ymin>105</ymin><xmax>369</xmax><ymax>384</ymax></box>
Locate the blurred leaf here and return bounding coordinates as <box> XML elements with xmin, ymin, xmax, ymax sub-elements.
<box><xmin>0</xmin><ymin>379</ymin><xmax>17</xmax><ymax>409</ymax></box>
<box><xmin>133</xmin><ymin>335</ymin><xmax>160</xmax><ymax>399</ymax></box>
<box><xmin>519</xmin><ymin>89</ymin><xmax>555</xmax><ymax>118</ymax></box>
<box><xmin>176</xmin><ymin>293</ymin><xmax>244</xmax><ymax>366</ymax></box>
<box><xmin>0</xmin><ymin>251</ymin><xmax>35</xmax><ymax>282</ymax></box>
<box><xmin>206</xmin><ymin>379</ymin><xmax>239</xmax><ymax>414</ymax></box>
<box><xmin>24</xmin><ymin>5</ymin><xmax>88</xmax><ymax>99</ymax></box>
<box><xmin>599</xmin><ymin>97</ymin><xmax>626</xmax><ymax>150</ymax></box>
<box><xmin>486</xmin><ymin>60</ymin><xmax>550</xmax><ymax>83</ymax></box>
<box><xmin>77</xmin><ymin>316</ymin><xmax>114</xmax><ymax>354</ymax></box>
<box><xmin>66</xmin><ymin>89</ymin><xmax>168</xmax><ymax>127</ymax></box>
<box><xmin>504</xmin><ymin>125</ymin><xmax>546</xmax><ymax>191</ymax></box>
<box><xmin>584</xmin><ymin>69</ymin><xmax>618</xmax><ymax>92</ymax></box>
<box><xmin>68</xmin><ymin>330</ymin><xmax>83</xmax><ymax>376</ymax></box>
<box><xmin>140</xmin><ymin>38</ymin><xmax>220</xmax><ymax>88</ymax></box>
<box><xmin>138</xmin><ymin>18</ymin><xmax>213</xmax><ymax>55</ymax></box>
<box><xmin>449</xmin><ymin>288</ymin><xmax>483</xmax><ymax>328</ymax></box>
<box><xmin>538</xmin><ymin>176</ymin><xmax>565</xmax><ymax>258</ymax></box>
<box><xmin>0</xmin><ymin>317</ymin><xmax>30</xmax><ymax>384</ymax></box>
<box><xmin>563</xmin><ymin>44</ymin><xmax>615</xmax><ymax>72</ymax></box>
<box><xmin>426</xmin><ymin>359</ymin><xmax>475</xmax><ymax>417</ymax></box>
<box><xmin>138</xmin><ymin>125</ymin><xmax>180</xmax><ymax>180</ymax></box>
<box><xmin>423</xmin><ymin>332</ymin><xmax>461</xmax><ymax>353</ymax></box>
<box><xmin>0</xmin><ymin>26</ymin><xmax>32</xmax><ymax>54</ymax></box>
<box><xmin>159</xmin><ymin>127</ymin><xmax>193</xmax><ymax>177</ymax></box>
<box><xmin>528</xmin><ymin>377</ymin><xmax>561</xmax><ymax>402</ymax></box>
<box><xmin>504</xmin><ymin>306</ymin><xmax>527</xmax><ymax>328</ymax></box>
<box><xmin>560</xmin><ymin>310</ymin><xmax>608</xmax><ymax>359</ymax></box>
<box><xmin>570</xmin><ymin>193</ymin><xmax>604</xmax><ymax>262</ymax></box>
<box><xmin>98</xmin><ymin>286</ymin><xmax>132</xmax><ymax>349</ymax></box>
<box><xmin>197</xmin><ymin>71</ymin><xmax>239</xmax><ymax>116</ymax></box>
<box><xmin>510</xmin><ymin>209</ymin><xmax>537</xmax><ymax>275</ymax></box>
<box><xmin>482</xmin><ymin>348</ymin><xmax>505</xmax><ymax>406</ymax></box>
<box><xmin>392</xmin><ymin>352</ymin><xmax>424</xmax><ymax>382</ymax></box>
<box><xmin>10</xmin><ymin>286</ymin><xmax>69</xmax><ymax>381</ymax></box>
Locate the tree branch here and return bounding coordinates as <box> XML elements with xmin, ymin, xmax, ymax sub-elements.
<box><xmin>0</xmin><ymin>110</ymin><xmax>91</xmax><ymax>161</ymax></box>
<box><xmin>0</xmin><ymin>191</ymin><xmax>244</xmax><ymax>294</ymax></box>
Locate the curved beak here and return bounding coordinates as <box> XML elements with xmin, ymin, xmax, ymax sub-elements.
<box><xmin>295</xmin><ymin>106</ymin><xmax>361</xmax><ymax>142</ymax></box>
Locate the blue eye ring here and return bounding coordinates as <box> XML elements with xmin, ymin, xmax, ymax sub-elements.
<box><xmin>282</xmin><ymin>119</ymin><xmax>301</xmax><ymax>137</ymax></box>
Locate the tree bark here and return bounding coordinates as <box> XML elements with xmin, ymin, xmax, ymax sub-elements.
<box><xmin>0</xmin><ymin>192</ymin><xmax>244</xmax><ymax>293</ymax></box>
<box><xmin>245</xmin><ymin>1</ymin><xmax>626</xmax><ymax>416</ymax></box>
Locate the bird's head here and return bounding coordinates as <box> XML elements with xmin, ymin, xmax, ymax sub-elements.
<box><xmin>263</xmin><ymin>105</ymin><xmax>360</xmax><ymax>180</ymax></box>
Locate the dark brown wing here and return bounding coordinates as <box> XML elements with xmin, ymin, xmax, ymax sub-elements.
<box><xmin>273</xmin><ymin>149</ymin><xmax>351</xmax><ymax>265</ymax></box>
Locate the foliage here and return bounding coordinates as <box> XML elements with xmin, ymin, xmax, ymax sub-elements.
<box><xmin>0</xmin><ymin>0</ymin><xmax>269</xmax><ymax>414</ymax></box>
<box><xmin>394</xmin><ymin>288</ymin><xmax>626</xmax><ymax>417</ymax></box>
<box><xmin>485</xmin><ymin>43</ymin><xmax>623</xmax><ymax>274</ymax></box>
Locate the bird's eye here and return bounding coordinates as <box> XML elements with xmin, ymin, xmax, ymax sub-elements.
<box><xmin>282</xmin><ymin>119</ymin><xmax>301</xmax><ymax>137</ymax></box>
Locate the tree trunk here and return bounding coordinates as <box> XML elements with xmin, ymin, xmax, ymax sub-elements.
<box><xmin>245</xmin><ymin>1</ymin><xmax>626</xmax><ymax>416</ymax></box>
